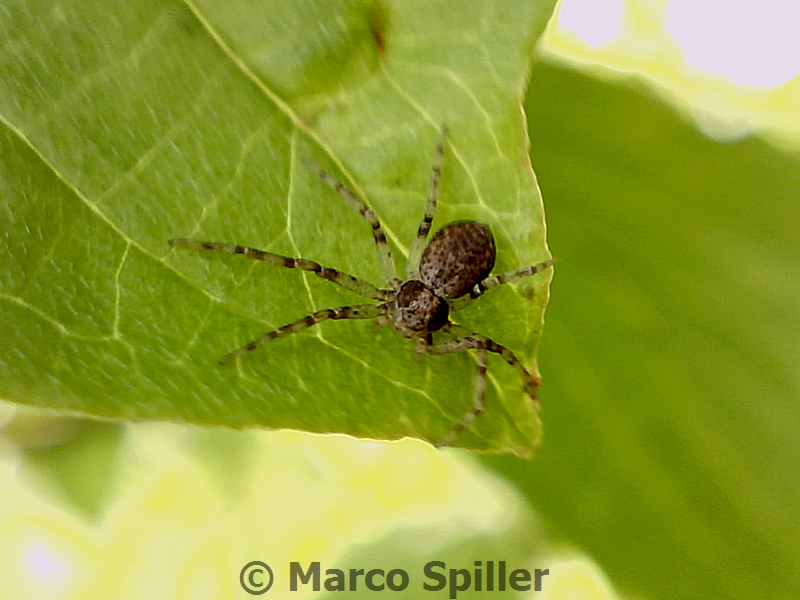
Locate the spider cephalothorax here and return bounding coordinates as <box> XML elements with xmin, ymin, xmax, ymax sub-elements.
<box><xmin>170</xmin><ymin>129</ymin><xmax>553</xmax><ymax>445</ymax></box>
<box><xmin>393</xmin><ymin>279</ymin><xmax>449</xmax><ymax>338</ymax></box>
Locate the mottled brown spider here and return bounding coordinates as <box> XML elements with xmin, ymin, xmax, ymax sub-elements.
<box><xmin>169</xmin><ymin>130</ymin><xmax>553</xmax><ymax>445</ymax></box>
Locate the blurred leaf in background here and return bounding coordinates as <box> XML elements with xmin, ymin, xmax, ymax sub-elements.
<box><xmin>485</xmin><ymin>1</ymin><xmax>800</xmax><ymax>599</ymax></box>
<box><xmin>2</xmin><ymin>424</ymin><xmax>547</xmax><ymax>599</ymax></box>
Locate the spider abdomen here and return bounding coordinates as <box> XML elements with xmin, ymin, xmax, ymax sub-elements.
<box><xmin>419</xmin><ymin>221</ymin><xmax>496</xmax><ymax>299</ymax></box>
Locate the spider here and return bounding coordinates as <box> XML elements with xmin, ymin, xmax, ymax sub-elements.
<box><xmin>169</xmin><ymin>129</ymin><xmax>553</xmax><ymax>446</ymax></box>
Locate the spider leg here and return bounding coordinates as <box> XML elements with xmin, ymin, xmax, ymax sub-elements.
<box><xmin>373</xmin><ymin>313</ymin><xmax>393</xmax><ymax>330</ymax></box>
<box><xmin>304</xmin><ymin>159</ymin><xmax>401</xmax><ymax>289</ymax></box>
<box><xmin>429</xmin><ymin>324</ymin><xmax>541</xmax><ymax>399</ymax></box>
<box><xmin>169</xmin><ymin>239</ymin><xmax>392</xmax><ymax>301</ymax></box>
<box><xmin>414</xmin><ymin>335</ymin><xmax>427</xmax><ymax>360</ymax></box>
<box><xmin>437</xmin><ymin>347</ymin><xmax>488</xmax><ymax>447</ymax></box>
<box><xmin>407</xmin><ymin>126</ymin><xmax>448</xmax><ymax>280</ymax></box>
<box><xmin>449</xmin><ymin>259</ymin><xmax>554</xmax><ymax>311</ymax></box>
<box><xmin>220</xmin><ymin>303</ymin><xmax>389</xmax><ymax>364</ymax></box>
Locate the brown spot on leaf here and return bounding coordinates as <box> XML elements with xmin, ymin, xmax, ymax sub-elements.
<box><xmin>371</xmin><ymin>1</ymin><xmax>387</xmax><ymax>61</ymax></box>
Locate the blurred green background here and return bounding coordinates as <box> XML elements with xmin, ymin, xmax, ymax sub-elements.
<box><xmin>2</xmin><ymin>1</ymin><xmax>800</xmax><ymax>599</ymax></box>
<box><xmin>487</xmin><ymin>57</ymin><xmax>800</xmax><ymax>600</ymax></box>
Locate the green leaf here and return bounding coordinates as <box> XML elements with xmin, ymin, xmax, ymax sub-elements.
<box><xmin>0</xmin><ymin>0</ymin><xmax>556</xmax><ymax>455</ymax></box>
<box><xmin>486</xmin><ymin>61</ymin><xmax>800</xmax><ymax>600</ymax></box>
